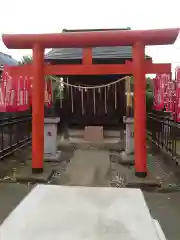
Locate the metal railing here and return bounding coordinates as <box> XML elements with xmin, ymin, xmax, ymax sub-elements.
<box><xmin>0</xmin><ymin>114</ymin><xmax>32</xmax><ymax>160</ymax></box>
<box><xmin>147</xmin><ymin>113</ymin><xmax>180</xmax><ymax>163</ymax></box>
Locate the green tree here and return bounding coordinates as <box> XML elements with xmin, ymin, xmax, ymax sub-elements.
<box><xmin>129</xmin><ymin>76</ymin><xmax>153</xmax><ymax>112</ymax></box>
<box><xmin>20</xmin><ymin>55</ymin><xmax>32</xmax><ymax>64</ymax></box>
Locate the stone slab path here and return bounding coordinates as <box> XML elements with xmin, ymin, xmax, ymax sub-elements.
<box><xmin>65</xmin><ymin>149</ymin><xmax>109</xmax><ymax>186</ymax></box>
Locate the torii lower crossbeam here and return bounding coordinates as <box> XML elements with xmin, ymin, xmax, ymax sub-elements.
<box><xmin>7</xmin><ymin>62</ymin><xmax>171</xmax><ymax>76</ymax></box>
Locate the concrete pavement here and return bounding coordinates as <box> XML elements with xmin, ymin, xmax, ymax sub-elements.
<box><xmin>0</xmin><ymin>146</ymin><xmax>180</xmax><ymax>239</ymax></box>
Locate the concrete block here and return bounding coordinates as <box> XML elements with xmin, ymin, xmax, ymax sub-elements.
<box><xmin>119</xmin><ymin>151</ymin><xmax>134</xmax><ymax>165</ymax></box>
<box><xmin>0</xmin><ymin>185</ymin><xmax>163</xmax><ymax>240</ymax></box>
<box><xmin>44</xmin><ymin>151</ymin><xmax>62</xmax><ymax>162</ymax></box>
<box><xmin>125</xmin><ymin>172</ymin><xmax>161</xmax><ymax>189</ymax></box>
<box><xmin>15</xmin><ymin>165</ymin><xmax>54</xmax><ymax>183</ymax></box>
<box><xmin>44</xmin><ymin>117</ymin><xmax>60</xmax><ymax>160</ymax></box>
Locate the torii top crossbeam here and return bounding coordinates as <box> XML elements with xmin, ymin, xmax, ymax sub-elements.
<box><xmin>2</xmin><ymin>28</ymin><xmax>179</xmax><ymax>178</ymax></box>
<box><xmin>2</xmin><ymin>28</ymin><xmax>179</xmax><ymax>49</ymax></box>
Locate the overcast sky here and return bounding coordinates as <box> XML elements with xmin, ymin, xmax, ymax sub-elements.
<box><xmin>0</xmin><ymin>0</ymin><xmax>180</xmax><ymax>70</ymax></box>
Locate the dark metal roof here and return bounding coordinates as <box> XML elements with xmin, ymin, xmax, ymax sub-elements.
<box><xmin>62</xmin><ymin>28</ymin><xmax>131</xmax><ymax>32</ymax></box>
<box><xmin>0</xmin><ymin>52</ymin><xmax>18</xmax><ymax>66</ymax></box>
<box><xmin>45</xmin><ymin>28</ymin><xmax>151</xmax><ymax>61</ymax></box>
<box><xmin>45</xmin><ymin>46</ymin><xmax>134</xmax><ymax>60</ymax></box>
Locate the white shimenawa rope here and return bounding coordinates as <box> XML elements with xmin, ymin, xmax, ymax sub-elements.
<box><xmin>49</xmin><ymin>76</ymin><xmax>130</xmax><ymax>90</ymax></box>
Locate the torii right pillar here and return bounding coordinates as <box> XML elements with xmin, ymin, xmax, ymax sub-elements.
<box><xmin>133</xmin><ymin>42</ymin><xmax>147</xmax><ymax>177</ymax></box>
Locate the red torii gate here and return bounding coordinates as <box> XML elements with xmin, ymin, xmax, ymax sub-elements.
<box><xmin>2</xmin><ymin>28</ymin><xmax>179</xmax><ymax>177</ymax></box>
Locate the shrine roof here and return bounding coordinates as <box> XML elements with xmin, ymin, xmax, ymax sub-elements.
<box><xmin>45</xmin><ymin>28</ymin><xmax>151</xmax><ymax>61</ymax></box>
<box><xmin>0</xmin><ymin>52</ymin><xmax>18</xmax><ymax>67</ymax></box>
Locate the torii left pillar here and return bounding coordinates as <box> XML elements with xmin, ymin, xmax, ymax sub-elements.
<box><xmin>133</xmin><ymin>42</ymin><xmax>147</xmax><ymax>177</ymax></box>
<box><xmin>32</xmin><ymin>44</ymin><xmax>44</xmax><ymax>173</ymax></box>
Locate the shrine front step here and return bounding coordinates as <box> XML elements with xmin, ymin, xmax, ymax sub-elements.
<box><xmin>68</xmin><ymin>128</ymin><xmax>123</xmax><ymax>139</ymax></box>
<box><xmin>84</xmin><ymin>126</ymin><xmax>104</xmax><ymax>142</ymax></box>
<box><xmin>58</xmin><ymin>126</ymin><xmax>124</xmax><ymax>151</ymax></box>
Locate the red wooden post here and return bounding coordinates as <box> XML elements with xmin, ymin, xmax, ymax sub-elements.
<box><xmin>133</xmin><ymin>42</ymin><xmax>147</xmax><ymax>177</ymax></box>
<box><xmin>82</xmin><ymin>48</ymin><xmax>92</xmax><ymax>64</ymax></box>
<box><xmin>32</xmin><ymin>44</ymin><xmax>44</xmax><ymax>173</ymax></box>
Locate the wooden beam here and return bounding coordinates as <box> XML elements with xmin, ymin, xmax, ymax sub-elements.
<box><xmin>126</xmin><ymin>60</ymin><xmax>171</xmax><ymax>74</ymax></box>
<box><xmin>2</xmin><ymin>28</ymin><xmax>179</xmax><ymax>49</ymax></box>
<box><xmin>144</xmin><ymin>63</ymin><xmax>171</xmax><ymax>74</ymax></box>
<box><xmin>45</xmin><ymin>64</ymin><xmax>131</xmax><ymax>75</ymax></box>
<box><xmin>7</xmin><ymin>62</ymin><xmax>171</xmax><ymax>76</ymax></box>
